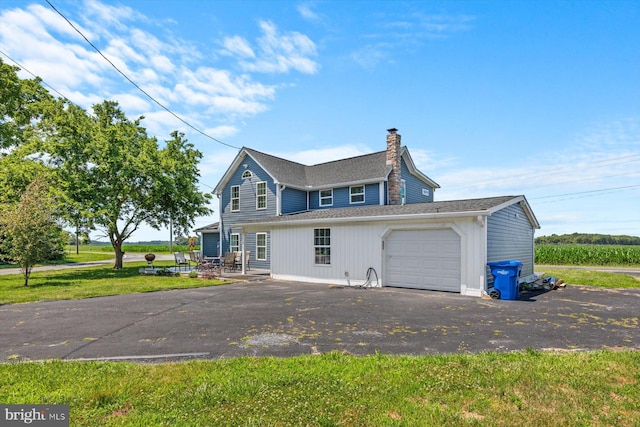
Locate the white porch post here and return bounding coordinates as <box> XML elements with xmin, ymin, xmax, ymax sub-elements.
<box><xmin>240</xmin><ymin>228</ymin><xmax>246</xmax><ymax>275</ymax></box>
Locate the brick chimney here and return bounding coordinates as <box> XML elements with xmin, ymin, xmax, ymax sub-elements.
<box><xmin>386</xmin><ymin>128</ymin><xmax>402</xmax><ymax>205</ymax></box>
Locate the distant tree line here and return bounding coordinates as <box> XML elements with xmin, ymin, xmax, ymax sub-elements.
<box><xmin>535</xmin><ymin>233</ymin><xmax>640</xmax><ymax>245</ymax></box>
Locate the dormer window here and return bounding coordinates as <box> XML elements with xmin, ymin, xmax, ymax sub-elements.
<box><xmin>242</xmin><ymin>170</ymin><xmax>253</xmax><ymax>179</ymax></box>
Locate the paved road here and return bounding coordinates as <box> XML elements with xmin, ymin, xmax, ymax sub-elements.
<box><xmin>0</xmin><ymin>254</ymin><xmax>175</xmax><ymax>276</ymax></box>
<box><xmin>1</xmin><ymin>281</ymin><xmax>637</xmax><ymax>362</ymax></box>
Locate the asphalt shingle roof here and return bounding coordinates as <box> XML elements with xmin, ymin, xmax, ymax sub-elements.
<box><xmin>235</xmin><ymin>195</ymin><xmax>520</xmax><ymax>225</ymax></box>
<box><xmin>244</xmin><ymin>148</ymin><xmax>390</xmax><ymax>188</ymax></box>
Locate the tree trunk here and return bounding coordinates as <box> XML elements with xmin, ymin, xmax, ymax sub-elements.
<box><xmin>22</xmin><ymin>265</ymin><xmax>32</xmax><ymax>286</ymax></box>
<box><xmin>112</xmin><ymin>240</ymin><xmax>124</xmax><ymax>269</ymax></box>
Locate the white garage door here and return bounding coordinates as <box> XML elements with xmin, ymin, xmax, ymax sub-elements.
<box><xmin>385</xmin><ymin>229</ymin><xmax>461</xmax><ymax>292</ymax></box>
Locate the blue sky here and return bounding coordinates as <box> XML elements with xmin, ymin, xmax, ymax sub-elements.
<box><xmin>1</xmin><ymin>0</ymin><xmax>638</xmax><ymax>241</ymax></box>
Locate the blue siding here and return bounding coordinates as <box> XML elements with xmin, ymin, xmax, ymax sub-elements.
<box><xmin>486</xmin><ymin>203</ymin><xmax>535</xmax><ymax>287</ymax></box>
<box><xmin>308</xmin><ymin>189</ymin><xmax>329</xmax><ymax>210</ymax></box>
<box><xmin>220</xmin><ymin>156</ymin><xmax>277</xmax><ymax>262</ymax></box>
<box><xmin>402</xmin><ymin>159</ymin><xmax>435</xmax><ymax>203</ymax></box>
<box><xmin>282</xmin><ymin>187</ymin><xmax>307</xmax><ymax>213</ymax></box>
<box><xmin>312</xmin><ymin>183</ymin><xmax>381</xmax><ymax>209</ymax></box>
<box><xmin>306</xmin><ymin>182</ymin><xmax>386</xmax><ymax>210</ymax></box>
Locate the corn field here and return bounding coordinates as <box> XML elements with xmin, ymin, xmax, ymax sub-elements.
<box><xmin>535</xmin><ymin>244</ymin><xmax>640</xmax><ymax>266</ymax></box>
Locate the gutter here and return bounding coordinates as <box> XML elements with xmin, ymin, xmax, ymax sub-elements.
<box><xmin>232</xmin><ymin>209</ymin><xmax>493</xmax><ymax>229</ymax></box>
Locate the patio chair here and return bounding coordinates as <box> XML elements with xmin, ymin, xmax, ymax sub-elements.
<box><xmin>174</xmin><ymin>251</ymin><xmax>189</xmax><ymax>271</ymax></box>
<box><xmin>232</xmin><ymin>251</ymin><xmax>251</xmax><ymax>271</ymax></box>
<box><xmin>221</xmin><ymin>252</ymin><xmax>236</xmax><ymax>272</ymax></box>
<box><xmin>189</xmin><ymin>251</ymin><xmax>204</xmax><ymax>270</ymax></box>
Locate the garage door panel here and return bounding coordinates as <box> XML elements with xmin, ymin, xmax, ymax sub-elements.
<box><xmin>385</xmin><ymin>229</ymin><xmax>461</xmax><ymax>292</ymax></box>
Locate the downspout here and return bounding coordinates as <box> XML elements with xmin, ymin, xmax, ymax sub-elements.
<box><xmin>277</xmin><ymin>183</ymin><xmax>286</xmax><ymax>216</ymax></box>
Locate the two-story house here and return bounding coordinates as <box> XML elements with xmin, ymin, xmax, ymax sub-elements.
<box><xmin>197</xmin><ymin>129</ymin><xmax>540</xmax><ymax>297</ymax></box>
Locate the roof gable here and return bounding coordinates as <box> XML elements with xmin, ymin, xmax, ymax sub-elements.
<box><xmin>214</xmin><ymin>146</ymin><xmax>438</xmax><ymax>194</ymax></box>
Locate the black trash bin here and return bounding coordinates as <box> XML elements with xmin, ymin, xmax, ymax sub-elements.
<box><xmin>487</xmin><ymin>260</ymin><xmax>522</xmax><ymax>300</ymax></box>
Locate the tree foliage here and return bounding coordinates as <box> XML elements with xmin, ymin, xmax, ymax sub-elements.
<box><xmin>0</xmin><ymin>179</ymin><xmax>66</xmax><ymax>285</ymax></box>
<box><xmin>44</xmin><ymin>100</ymin><xmax>212</xmax><ymax>268</ymax></box>
<box><xmin>1</xmin><ymin>62</ymin><xmax>212</xmax><ymax>270</ymax></box>
<box><xmin>0</xmin><ymin>58</ymin><xmax>54</xmax><ymax>150</ymax></box>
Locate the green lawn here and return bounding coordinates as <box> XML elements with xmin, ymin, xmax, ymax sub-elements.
<box><xmin>1</xmin><ymin>351</ymin><xmax>637</xmax><ymax>426</ymax></box>
<box><xmin>0</xmin><ymin>262</ymin><xmax>226</xmax><ymax>304</ymax></box>
<box><xmin>541</xmin><ymin>268</ymin><xmax>640</xmax><ymax>289</ymax></box>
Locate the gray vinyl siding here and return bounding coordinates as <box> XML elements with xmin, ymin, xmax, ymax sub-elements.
<box><xmin>402</xmin><ymin>159</ymin><xmax>435</xmax><ymax>203</ymax></box>
<box><xmin>201</xmin><ymin>233</ymin><xmax>220</xmax><ymax>258</ymax></box>
<box><xmin>282</xmin><ymin>187</ymin><xmax>307</xmax><ymax>214</ymax></box>
<box><xmin>486</xmin><ymin>203</ymin><xmax>535</xmax><ymax>286</ymax></box>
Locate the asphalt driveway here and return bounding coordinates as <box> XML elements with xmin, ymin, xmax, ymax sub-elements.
<box><xmin>1</xmin><ymin>280</ymin><xmax>638</xmax><ymax>362</ymax></box>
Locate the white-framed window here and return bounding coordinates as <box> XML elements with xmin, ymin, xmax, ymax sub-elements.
<box><xmin>401</xmin><ymin>179</ymin><xmax>406</xmax><ymax>205</ymax></box>
<box><xmin>350</xmin><ymin>185</ymin><xmax>365</xmax><ymax>204</ymax></box>
<box><xmin>256</xmin><ymin>181</ymin><xmax>267</xmax><ymax>210</ymax></box>
<box><xmin>230</xmin><ymin>233</ymin><xmax>240</xmax><ymax>253</ymax></box>
<box><xmin>319</xmin><ymin>189</ymin><xmax>333</xmax><ymax>207</ymax></box>
<box><xmin>231</xmin><ymin>185</ymin><xmax>240</xmax><ymax>212</ymax></box>
<box><xmin>242</xmin><ymin>170</ymin><xmax>253</xmax><ymax>179</ymax></box>
<box><xmin>314</xmin><ymin>228</ymin><xmax>331</xmax><ymax>265</ymax></box>
<box><xmin>256</xmin><ymin>232</ymin><xmax>267</xmax><ymax>261</ymax></box>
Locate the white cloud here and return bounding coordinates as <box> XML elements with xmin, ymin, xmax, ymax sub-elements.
<box><xmin>350</xmin><ymin>11</ymin><xmax>476</xmax><ymax>69</ymax></box>
<box><xmin>227</xmin><ymin>20</ymin><xmax>319</xmax><ymax>74</ymax></box>
<box><xmin>297</xmin><ymin>2</ymin><xmax>323</xmax><ymax>22</ymax></box>
<box><xmin>221</xmin><ymin>35</ymin><xmax>255</xmax><ymax>58</ymax></box>
<box><xmin>200</xmin><ymin>148</ymin><xmax>242</xmax><ymax>177</ymax></box>
<box><xmin>280</xmin><ymin>145</ymin><xmax>371</xmax><ymax>165</ymax></box>
<box><xmin>82</xmin><ymin>0</ymin><xmax>140</xmax><ymax>31</ymax></box>
<box><xmin>110</xmin><ymin>93</ymin><xmax>151</xmax><ymax>113</ymax></box>
<box><xmin>0</xmin><ymin>0</ymin><xmax>317</xmax><ymax>143</ymax></box>
<box><xmin>204</xmin><ymin>125</ymin><xmax>239</xmax><ymax>139</ymax></box>
<box><xmin>351</xmin><ymin>44</ymin><xmax>391</xmax><ymax>69</ymax></box>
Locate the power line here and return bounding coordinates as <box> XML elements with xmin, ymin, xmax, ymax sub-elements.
<box><xmin>446</xmin><ymin>154</ymin><xmax>640</xmax><ymax>191</ymax></box>
<box><xmin>0</xmin><ymin>49</ymin><xmax>78</xmax><ymax>106</ymax></box>
<box><xmin>45</xmin><ymin>0</ymin><xmax>240</xmax><ymax>150</ymax></box>
<box><xmin>530</xmin><ymin>184</ymin><xmax>640</xmax><ymax>200</ymax></box>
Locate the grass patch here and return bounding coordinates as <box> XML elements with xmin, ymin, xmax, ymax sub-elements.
<box><xmin>0</xmin><ymin>351</ymin><xmax>638</xmax><ymax>426</ymax></box>
<box><xmin>0</xmin><ymin>262</ymin><xmax>226</xmax><ymax>304</ymax></box>
<box><xmin>542</xmin><ymin>268</ymin><xmax>640</xmax><ymax>289</ymax></box>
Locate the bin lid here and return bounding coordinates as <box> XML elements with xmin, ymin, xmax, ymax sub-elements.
<box><xmin>487</xmin><ymin>260</ymin><xmax>522</xmax><ymax>267</ymax></box>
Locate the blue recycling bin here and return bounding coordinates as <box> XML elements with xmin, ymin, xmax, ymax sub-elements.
<box><xmin>488</xmin><ymin>260</ymin><xmax>523</xmax><ymax>300</ymax></box>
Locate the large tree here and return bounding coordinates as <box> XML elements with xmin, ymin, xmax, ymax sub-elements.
<box><xmin>45</xmin><ymin>100</ymin><xmax>212</xmax><ymax>269</ymax></box>
<box><xmin>0</xmin><ymin>58</ymin><xmax>54</xmax><ymax>151</ymax></box>
<box><xmin>0</xmin><ymin>179</ymin><xmax>66</xmax><ymax>286</ymax></box>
